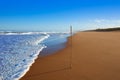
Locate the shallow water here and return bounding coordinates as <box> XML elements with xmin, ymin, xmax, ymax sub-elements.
<box><xmin>41</xmin><ymin>33</ymin><xmax>70</xmax><ymax>56</ymax></box>
<box><xmin>0</xmin><ymin>32</ymin><xmax>49</xmax><ymax>80</ymax></box>
<box><xmin>0</xmin><ymin>32</ymin><xmax>69</xmax><ymax>80</ymax></box>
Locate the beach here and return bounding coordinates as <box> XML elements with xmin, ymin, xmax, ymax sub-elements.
<box><xmin>21</xmin><ymin>31</ymin><xmax>120</xmax><ymax>80</ymax></box>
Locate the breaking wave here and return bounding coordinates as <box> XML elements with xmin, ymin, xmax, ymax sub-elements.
<box><xmin>0</xmin><ymin>32</ymin><xmax>49</xmax><ymax>80</ymax></box>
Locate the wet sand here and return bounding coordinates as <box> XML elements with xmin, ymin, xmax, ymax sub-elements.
<box><xmin>21</xmin><ymin>32</ymin><xmax>120</xmax><ymax>80</ymax></box>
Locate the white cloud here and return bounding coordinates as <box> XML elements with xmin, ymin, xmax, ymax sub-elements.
<box><xmin>94</xmin><ymin>19</ymin><xmax>120</xmax><ymax>24</ymax></box>
<box><xmin>94</xmin><ymin>19</ymin><xmax>106</xmax><ymax>23</ymax></box>
<box><xmin>79</xmin><ymin>19</ymin><xmax>120</xmax><ymax>30</ymax></box>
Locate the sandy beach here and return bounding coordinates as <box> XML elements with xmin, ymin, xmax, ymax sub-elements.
<box><xmin>21</xmin><ymin>31</ymin><xmax>120</xmax><ymax>80</ymax></box>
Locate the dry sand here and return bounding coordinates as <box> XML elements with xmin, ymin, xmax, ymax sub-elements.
<box><xmin>21</xmin><ymin>32</ymin><xmax>120</xmax><ymax>80</ymax></box>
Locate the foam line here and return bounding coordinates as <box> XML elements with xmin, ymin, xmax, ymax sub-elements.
<box><xmin>0</xmin><ymin>33</ymin><xmax>49</xmax><ymax>80</ymax></box>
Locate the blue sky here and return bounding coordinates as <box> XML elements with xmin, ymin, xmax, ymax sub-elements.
<box><xmin>0</xmin><ymin>0</ymin><xmax>120</xmax><ymax>32</ymax></box>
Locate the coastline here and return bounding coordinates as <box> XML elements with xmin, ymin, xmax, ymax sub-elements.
<box><xmin>40</xmin><ymin>33</ymin><xmax>69</xmax><ymax>56</ymax></box>
<box><xmin>20</xmin><ymin>34</ymin><xmax>72</xmax><ymax>80</ymax></box>
<box><xmin>21</xmin><ymin>31</ymin><xmax>120</xmax><ymax>80</ymax></box>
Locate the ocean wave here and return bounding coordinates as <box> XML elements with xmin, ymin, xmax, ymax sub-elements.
<box><xmin>0</xmin><ymin>31</ymin><xmax>49</xmax><ymax>35</ymax></box>
<box><xmin>0</xmin><ymin>31</ymin><xmax>70</xmax><ymax>35</ymax></box>
<box><xmin>0</xmin><ymin>33</ymin><xmax>49</xmax><ymax>80</ymax></box>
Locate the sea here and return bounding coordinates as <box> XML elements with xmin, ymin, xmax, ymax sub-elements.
<box><xmin>0</xmin><ymin>31</ymin><xmax>70</xmax><ymax>80</ymax></box>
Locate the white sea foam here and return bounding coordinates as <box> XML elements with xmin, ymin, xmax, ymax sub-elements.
<box><xmin>0</xmin><ymin>31</ymin><xmax>45</xmax><ymax>35</ymax></box>
<box><xmin>0</xmin><ymin>31</ymin><xmax>70</xmax><ymax>35</ymax></box>
<box><xmin>0</xmin><ymin>33</ymin><xmax>49</xmax><ymax>80</ymax></box>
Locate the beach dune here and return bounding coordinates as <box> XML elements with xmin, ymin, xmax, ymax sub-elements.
<box><xmin>21</xmin><ymin>32</ymin><xmax>120</xmax><ymax>80</ymax></box>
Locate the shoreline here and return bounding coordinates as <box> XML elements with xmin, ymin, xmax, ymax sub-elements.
<box><xmin>40</xmin><ymin>33</ymin><xmax>69</xmax><ymax>56</ymax></box>
<box><xmin>21</xmin><ymin>31</ymin><xmax>120</xmax><ymax>80</ymax></box>
<box><xmin>20</xmin><ymin>34</ymin><xmax>72</xmax><ymax>80</ymax></box>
